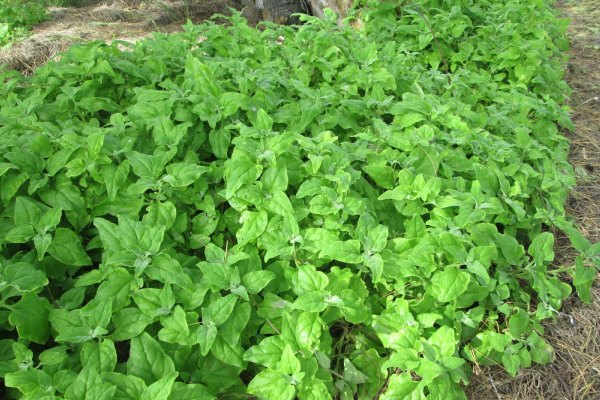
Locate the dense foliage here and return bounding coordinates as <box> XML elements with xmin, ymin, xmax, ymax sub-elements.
<box><xmin>0</xmin><ymin>0</ymin><xmax>47</xmax><ymax>47</ymax></box>
<box><xmin>0</xmin><ymin>0</ymin><xmax>598</xmax><ymax>398</ymax></box>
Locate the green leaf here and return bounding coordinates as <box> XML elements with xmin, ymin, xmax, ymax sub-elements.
<box><xmin>291</xmin><ymin>264</ymin><xmax>329</xmax><ymax>295</ymax></box>
<box><xmin>255</xmin><ymin>109</ymin><xmax>274</xmax><ymax>131</ymax></box>
<box><xmin>147</xmin><ymin>253</ymin><xmax>194</xmax><ymax>290</ymax></box>
<box><xmin>248</xmin><ymin>369</ymin><xmax>295</xmax><ymax>400</ymax></box>
<box><xmin>4</xmin><ymin>224</ymin><xmax>35</xmax><ymax>243</ymax></box>
<box><xmin>163</xmin><ymin>162</ymin><xmax>209</xmax><ymax>187</ymax></box>
<box><xmin>39</xmin><ymin>346</ymin><xmax>69</xmax><ymax>366</ymax></box>
<box><xmin>47</xmin><ymin>228</ymin><xmax>92</xmax><ymax>266</ymax></box>
<box><xmin>297</xmin><ymin>380</ymin><xmax>331</xmax><ymax>400</ymax></box>
<box><xmin>343</xmin><ymin>359</ymin><xmax>367</xmax><ymax>385</ymax></box>
<box><xmin>319</xmin><ymin>240</ymin><xmax>362</xmax><ymax>264</ymax></box>
<box><xmin>243</xmin><ymin>336</ymin><xmax>286</xmax><ymax>369</ymax></box>
<box><xmin>210</xmin><ymin>336</ymin><xmax>244</xmax><ymax>367</ymax></box>
<box><xmin>112</xmin><ymin>308</ymin><xmax>152</xmax><ymax>341</ymax></box>
<box><xmin>496</xmin><ymin>233</ymin><xmax>525</xmax><ymax>265</ymax></box>
<box><xmin>5</xmin><ymin>369</ymin><xmax>54</xmax><ymax>397</ymax></box>
<box><xmin>236</xmin><ymin>210</ymin><xmax>268</xmax><ymax>244</ymax></box>
<box><xmin>133</xmin><ymin>286</ymin><xmax>175</xmax><ymax>318</ymax></box>
<box><xmin>2</xmin><ymin>262</ymin><xmax>48</xmax><ymax>295</ymax></box>
<box><xmin>508</xmin><ymin>309</ymin><xmax>530</xmax><ymax>339</ymax></box>
<box><xmin>102</xmin><ymin>373</ymin><xmax>146</xmax><ymax>400</ymax></box>
<box><xmin>573</xmin><ymin>256</ymin><xmax>595</xmax><ymax>303</ymax></box>
<box><xmin>34</xmin><ymin>233</ymin><xmax>52</xmax><ymax>260</ymax></box>
<box><xmin>197</xmin><ymin>324</ymin><xmax>218</xmax><ymax>356</ymax></box>
<box><xmin>81</xmin><ymin>339</ymin><xmax>117</xmax><ymax>372</ymax></box>
<box><xmin>127</xmin><ymin>333</ymin><xmax>176</xmax><ymax>385</ymax></box>
<box><xmin>143</xmin><ymin>201</ymin><xmax>177</xmax><ymax>230</ymax></box>
<box><xmin>427</xmin><ymin>326</ymin><xmax>456</xmax><ymax>357</ymax></box>
<box><xmin>221</xmin><ymin>302</ymin><xmax>251</xmax><ymax>345</ymax></box>
<box><xmin>429</xmin><ymin>267</ymin><xmax>471</xmax><ymax>302</ymax></box>
<box><xmin>225</xmin><ymin>152</ymin><xmax>259</xmax><ymax>199</ymax></box>
<box><xmin>8</xmin><ymin>292</ymin><xmax>50</xmax><ymax>344</ymax></box>
<box><xmin>204</xmin><ymin>294</ymin><xmax>238</xmax><ymax>325</ymax></box>
<box><xmin>295</xmin><ymin>312</ymin><xmax>322</xmax><ymax>350</ymax></box>
<box><xmin>168</xmin><ymin>383</ymin><xmax>215</xmax><ymax>400</ymax></box>
<box><xmin>64</xmin><ymin>367</ymin><xmax>117</xmax><ymax>400</ymax></box>
<box><xmin>242</xmin><ymin>270</ymin><xmax>276</xmax><ymax>293</ymax></box>
<box><xmin>380</xmin><ymin>373</ymin><xmax>420</xmax><ymax>400</ymax></box>
<box><xmin>141</xmin><ymin>372</ymin><xmax>178</xmax><ymax>400</ymax></box>
<box><xmin>293</xmin><ymin>292</ymin><xmax>327</xmax><ymax>313</ymax></box>
<box><xmin>527</xmin><ymin>332</ymin><xmax>554</xmax><ymax>365</ymax></box>
<box><xmin>278</xmin><ymin>345</ymin><xmax>301</xmax><ymax>375</ymax></box>
<box><xmin>102</xmin><ymin>161</ymin><xmax>130</xmax><ymax>201</ymax></box>
<box><xmin>13</xmin><ymin>196</ymin><xmax>41</xmax><ymax>225</ymax></box>
<box><xmin>159</xmin><ymin>305</ymin><xmax>194</xmax><ymax>345</ymax></box>
<box><xmin>528</xmin><ymin>232</ymin><xmax>555</xmax><ymax>266</ymax></box>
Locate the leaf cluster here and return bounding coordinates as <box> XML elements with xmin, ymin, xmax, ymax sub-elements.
<box><xmin>0</xmin><ymin>0</ymin><xmax>48</xmax><ymax>47</ymax></box>
<box><xmin>0</xmin><ymin>1</ymin><xmax>598</xmax><ymax>399</ymax></box>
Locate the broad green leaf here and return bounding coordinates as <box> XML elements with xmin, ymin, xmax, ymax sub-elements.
<box><xmin>4</xmin><ymin>224</ymin><xmax>35</xmax><ymax>243</ymax></box>
<box><xmin>8</xmin><ymin>292</ymin><xmax>50</xmax><ymax>344</ymax></box>
<box><xmin>236</xmin><ymin>210</ymin><xmax>268</xmax><ymax>244</ymax></box>
<box><xmin>168</xmin><ymin>383</ymin><xmax>215</xmax><ymax>400</ymax></box>
<box><xmin>319</xmin><ymin>240</ymin><xmax>362</xmax><ymax>264</ymax></box>
<box><xmin>159</xmin><ymin>305</ymin><xmax>194</xmax><ymax>345</ymax></box>
<box><xmin>127</xmin><ymin>333</ymin><xmax>176</xmax><ymax>385</ymax></box>
<box><xmin>428</xmin><ymin>267</ymin><xmax>471</xmax><ymax>302</ymax></box>
<box><xmin>242</xmin><ymin>270</ymin><xmax>276</xmax><ymax>293</ymax></box>
<box><xmin>573</xmin><ymin>256</ymin><xmax>595</xmax><ymax>303</ymax></box>
<box><xmin>102</xmin><ymin>161</ymin><xmax>130</xmax><ymax>201</ymax></box>
<box><xmin>143</xmin><ymin>201</ymin><xmax>177</xmax><ymax>230</ymax></box>
<box><xmin>112</xmin><ymin>308</ymin><xmax>152</xmax><ymax>341</ymax></box>
<box><xmin>64</xmin><ymin>367</ymin><xmax>116</xmax><ymax>400</ymax></box>
<box><xmin>2</xmin><ymin>262</ymin><xmax>48</xmax><ymax>295</ymax></box>
<box><xmin>204</xmin><ymin>294</ymin><xmax>238</xmax><ymax>325</ymax></box>
<box><xmin>197</xmin><ymin>324</ymin><xmax>218</xmax><ymax>356</ymax></box>
<box><xmin>295</xmin><ymin>312</ymin><xmax>322</xmax><ymax>350</ymax></box>
<box><xmin>225</xmin><ymin>152</ymin><xmax>259</xmax><ymax>199</ymax></box>
<box><xmin>427</xmin><ymin>326</ymin><xmax>455</xmax><ymax>357</ymax></box>
<box><xmin>81</xmin><ymin>339</ymin><xmax>117</xmax><ymax>372</ymax></box>
<box><xmin>14</xmin><ymin>196</ymin><xmax>41</xmax><ymax>225</ymax></box>
<box><xmin>508</xmin><ymin>309</ymin><xmax>530</xmax><ymax>339</ymax></box>
<box><xmin>247</xmin><ymin>369</ymin><xmax>295</xmax><ymax>400</ymax></box>
<box><xmin>210</xmin><ymin>336</ymin><xmax>244</xmax><ymax>367</ymax></box>
<box><xmin>291</xmin><ymin>264</ymin><xmax>329</xmax><ymax>295</ymax></box>
<box><xmin>528</xmin><ymin>232</ymin><xmax>555</xmax><ymax>266</ymax></box>
<box><xmin>220</xmin><ymin>302</ymin><xmax>251</xmax><ymax>345</ymax></box>
<box><xmin>243</xmin><ymin>336</ymin><xmax>286</xmax><ymax>369</ymax></box>
<box><xmin>5</xmin><ymin>369</ymin><xmax>54</xmax><ymax>397</ymax></box>
<box><xmin>102</xmin><ymin>373</ymin><xmax>146</xmax><ymax>400</ymax></box>
<box><xmin>141</xmin><ymin>372</ymin><xmax>178</xmax><ymax>400</ymax></box>
<box><xmin>163</xmin><ymin>162</ymin><xmax>209</xmax><ymax>187</ymax></box>
<box><xmin>47</xmin><ymin>228</ymin><xmax>92</xmax><ymax>266</ymax></box>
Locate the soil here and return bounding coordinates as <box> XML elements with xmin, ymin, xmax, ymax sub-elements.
<box><xmin>1</xmin><ymin>1</ymin><xmax>598</xmax><ymax>398</ymax></box>
<box><xmin>467</xmin><ymin>1</ymin><xmax>600</xmax><ymax>399</ymax></box>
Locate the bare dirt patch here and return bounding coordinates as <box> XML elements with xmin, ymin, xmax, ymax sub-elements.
<box><xmin>467</xmin><ymin>1</ymin><xmax>600</xmax><ymax>399</ymax></box>
<box><xmin>0</xmin><ymin>0</ymin><xmax>240</xmax><ymax>73</ymax></box>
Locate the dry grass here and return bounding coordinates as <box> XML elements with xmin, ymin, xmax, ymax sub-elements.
<box><xmin>467</xmin><ymin>1</ymin><xmax>600</xmax><ymax>399</ymax></box>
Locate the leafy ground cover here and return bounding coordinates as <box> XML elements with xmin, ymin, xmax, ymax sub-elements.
<box><xmin>0</xmin><ymin>0</ymin><xmax>599</xmax><ymax>399</ymax></box>
<box><xmin>468</xmin><ymin>0</ymin><xmax>600</xmax><ymax>397</ymax></box>
<box><xmin>0</xmin><ymin>0</ymin><xmax>48</xmax><ymax>47</ymax></box>
<box><xmin>0</xmin><ymin>0</ymin><xmax>239</xmax><ymax>74</ymax></box>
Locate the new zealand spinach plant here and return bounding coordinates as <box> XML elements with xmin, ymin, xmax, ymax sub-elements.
<box><xmin>0</xmin><ymin>0</ymin><xmax>47</xmax><ymax>47</ymax></box>
<box><xmin>0</xmin><ymin>0</ymin><xmax>598</xmax><ymax>399</ymax></box>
